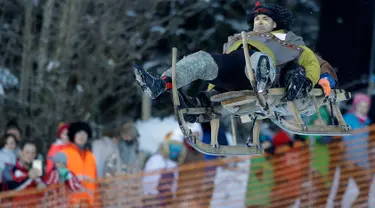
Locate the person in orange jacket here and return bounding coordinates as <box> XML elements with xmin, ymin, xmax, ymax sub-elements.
<box><xmin>60</xmin><ymin>121</ymin><xmax>97</xmax><ymax>207</ymax></box>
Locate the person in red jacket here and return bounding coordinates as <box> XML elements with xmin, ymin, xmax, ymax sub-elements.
<box><xmin>2</xmin><ymin>140</ymin><xmax>46</xmax><ymax>207</ymax></box>
<box><xmin>2</xmin><ymin>140</ymin><xmax>45</xmax><ymax>191</ymax></box>
<box><xmin>44</xmin><ymin>152</ymin><xmax>82</xmax><ymax>191</ymax></box>
<box><xmin>43</xmin><ymin>152</ymin><xmax>84</xmax><ymax>207</ymax></box>
<box><xmin>45</xmin><ymin>123</ymin><xmax>70</xmax><ymax>173</ymax></box>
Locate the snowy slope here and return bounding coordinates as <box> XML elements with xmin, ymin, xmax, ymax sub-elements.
<box><xmin>210</xmin><ymin>157</ymin><xmax>250</xmax><ymax>208</ymax></box>
<box><xmin>135</xmin><ymin>116</ymin><xmax>180</xmax><ymax>154</ymax></box>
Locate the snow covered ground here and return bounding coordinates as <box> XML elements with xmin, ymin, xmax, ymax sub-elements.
<box><xmin>210</xmin><ymin>157</ymin><xmax>250</xmax><ymax>208</ymax></box>
<box><xmin>135</xmin><ymin>116</ymin><xmax>234</xmax><ymax>153</ymax></box>
<box><xmin>135</xmin><ymin>116</ymin><xmax>180</xmax><ymax>154</ymax></box>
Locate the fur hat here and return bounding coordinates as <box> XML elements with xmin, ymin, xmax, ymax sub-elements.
<box><xmin>68</xmin><ymin>121</ymin><xmax>92</xmax><ymax>142</ymax></box>
<box><xmin>248</xmin><ymin>1</ymin><xmax>295</xmax><ymax>31</ymax></box>
<box><xmin>117</xmin><ymin>121</ymin><xmax>138</xmax><ymax>140</ymax></box>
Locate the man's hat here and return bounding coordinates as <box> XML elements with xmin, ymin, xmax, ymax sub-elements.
<box><xmin>68</xmin><ymin>121</ymin><xmax>92</xmax><ymax>142</ymax></box>
<box><xmin>117</xmin><ymin>121</ymin><xmax>138</xmax><ymax>139</ymax></box>
<box><xmin>248</xmin><ymin>1</ymin><xmax>295</xmax><ymax>31</ymax></box>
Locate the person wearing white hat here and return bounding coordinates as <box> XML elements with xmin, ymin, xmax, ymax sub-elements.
<box><xmin>142</xmin><ymin>128</ymin><xmax>187</xmax><ymax>207</ymax></box>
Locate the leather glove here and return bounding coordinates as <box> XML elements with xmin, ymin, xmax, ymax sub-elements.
<box><xmin>281</xmin><ymin>65</ymin><xmax>312</xmax><ymax>101</ymax></box>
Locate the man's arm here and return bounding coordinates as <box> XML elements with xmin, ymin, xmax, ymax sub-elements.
<box><xmin>285</xmin><ymin>31</ymin><xmax>306</xmax><ymax>46</ymax></box>
<box><xmin>2</xmin><ymin>165</ymin><xmax>31</xmax><ymax>191</ymax></box>
<box><xmin>317</xmin><ymin>55</ymin><xmax>338</xmax><ymax>82</ymax></box>
<box><xmin>297</xmin><ymin>45</ymin><xmax>320</xmax><ymax>85</ymax></box>
<box><xmin>286</xmin><ymin>31</ymin><xmax>338</xmax><ymax>84</ymax></box>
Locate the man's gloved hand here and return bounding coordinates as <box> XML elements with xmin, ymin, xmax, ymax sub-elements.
<box><xmin>281</xmin><ymin>65</ymin><xmax>313</xmax><ymax>102</ymax></box>
<box><xmin>319</xmin><ymin>72</ymin><xmax>336</xmax><ymax>97</ymax></box>
<box><xmin>318</xmin><ymin>78</ymin><xmax>331</xmax><ymax>97</ymax></box>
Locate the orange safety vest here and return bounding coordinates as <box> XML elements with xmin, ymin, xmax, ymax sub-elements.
<box><xmin>60</xmin><ymin>143</ymin><xmax>97</xmax><ymax>206</ymax></box>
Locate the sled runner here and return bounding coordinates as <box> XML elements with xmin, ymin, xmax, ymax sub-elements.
<box><xmin>171</xmin><ymin>31</ymin><xmax>352</xmax><ymax>156</ymax></box>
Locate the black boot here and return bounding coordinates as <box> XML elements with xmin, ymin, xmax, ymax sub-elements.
<box><xmin>282</xmin><ymin>65</ymin><xmax>313</xmax><ymax>101</ymax></box>
<box><xmin>133</xmin><ymin>64</ymin><xmax>171</xmax><ymax>99</ymax></box>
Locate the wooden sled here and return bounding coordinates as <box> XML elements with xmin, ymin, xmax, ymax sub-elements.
<box><xmin>171</xmin><ymin>31</ymin><xmax>352</xmax><ymax>156</ymax></box>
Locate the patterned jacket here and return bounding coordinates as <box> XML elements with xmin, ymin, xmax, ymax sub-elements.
<box><xmin>43</xmin><ymin>167</ymin><xmax>83</xmax><ymax>191</ymax></box>
<box><xmin>2</xmin><ymin>159</ymin><xmax>45</xmax><ymax>191</ymax></box>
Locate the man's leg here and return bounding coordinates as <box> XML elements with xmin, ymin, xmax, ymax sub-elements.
<box><xmin>133</xmin><ymin>48</ymin><xmax>276</xmax><ymax>101</ymax></box>
<box><xmin>209</xmin><ymin>49</ymin><xmax>276</xmax><ymax>92</ymax></box>
<box><xmin>133</xmin><ymin>51</ymin><xmax>219</xmax><ymax>99</ymax></box>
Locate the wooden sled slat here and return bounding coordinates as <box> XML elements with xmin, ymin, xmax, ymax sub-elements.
<box><xmin>221</xmin><ymin>96</ymin><xmax>257</xmax><ymax>107</ymax></box>
<box><xmin>211</xmin><ymin>90</ymin><xmax>253</xmax><ymax>102</ymax></box>
<box><xmin>184</xmin><ymin>137</ymin><xmax>264</xmax><ymax>156</ymax></box>
<box><xmin>211</xmin><ymin>88</ymin><xmax>350</xmax><ymax>103</ymax></box>
<box><xmin>177</xmin><ymin>106</ymin><xmax>264</xmax><ymax>156</ymax></box>
<box><xmin>271</xmin><ymin>116</ymin><xmax>351</xmax><ymax>136</ymax></box>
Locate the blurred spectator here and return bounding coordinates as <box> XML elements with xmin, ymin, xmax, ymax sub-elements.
<box><xmin>1</xmin><ymin>140</ymin><xmax>46</xmax><ymax>206</ymax></box>
<box><xmin>4</xmin><ymin>120</ymin><xmax>45</xmax><ymax>165</ymax></box>
<box><xmin>246</xmin><ymin>142</ymin><xmax>275</xmax><ymax>207</ymax></box>
<box><xmin>4</xmin><ymin>120</ymin><xmax>22</xmax><ymax>142</ymax></box>
<box><xmin>272</xmin><ymin>130</ymin><xmax>293</xmax><ymax>148</ymax></box>
<box><xmin>340</xmin><ymin>93</ymin><xmax>373</xmax><ymax>206</ymax></box>
<box><xmin>60</xmin><ymin>121</ymin><xmax>97</xmax><ymax>207</ymax></box>
<box><xmin>303</xmin><ymin>106</ymin><xmax>333</xmax><ymax>187</ymax></box>
<box><xmin>246</xmin><ymin>135</ymin><xmax>275</xmax><ymax>207</ymax></box>
<box><xmin>178</xmin><ymin>123</ymin><xmax>205</xmax><ymax>207</ymax></box>
<box><xmin>2</xmin><ymin>140</ymin><xmax>45</xmax><ymax>191</ymax></box>
<box><xmin>271</xmin><ymin>138</ymin><xmax>308</xmax><ymax>205</ymax></box>
<box><xmin>343</xmin><ymin>93</ymin><xmax>371</xmax><ymax>169</ymax></box>
<box><xmin>99</xmin><ymin>122</ymin><xmax>143</xmax><ymax>208</ymax></box>
<box><xmin>103</xmin><ymin>121</ymin><xmax>142</xmax><ymax>176</ymax></box>
<box><xmin>259</xmin><ymin>122</ymin><xmax>277</xmax><ymax>144</ymax></box>
<box><xmin>44</xmin><ymin>152</ymin><xmax>82</xmax><ymax>191</ymax></box>
<box><xmin>92</xmin><ymin>125</ymin><xmax>117</xmax><ymax>178</ymax></box>
<box><xmin>45</xmin><ymin>123</ymin><xmax>70</xmax><ymax>174</ymax></box>
<box><xmin>200</xmin><ymin>122</ymin><xmax>229</xmax><ymax>206</ymax></box>
<box><xmin>42</xmin><ymin>152</ymin><xmax>83</xmax><ymax>207</ymax></box>
<box><xmin>142</xmin><ymin>128</ymin><xmax>187</xmax><ymax>207</ymax></box>
<box><xmin>0</xmin><ymin>134</ymin><xmax>18</xmax><ymax>175</ymax></box>
<box><xmin>96</xmin><ymin>122</ymin><xmax>143</xmax><ymax>207</ymax></box>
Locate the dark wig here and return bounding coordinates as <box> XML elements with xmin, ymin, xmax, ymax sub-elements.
<box><xmin>247</xmin><ymin>1</ymin><xmax>296</xmax><ymax>31</ymax></box>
